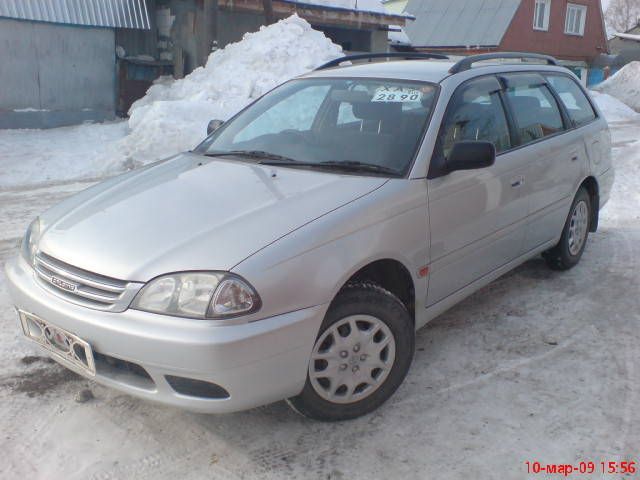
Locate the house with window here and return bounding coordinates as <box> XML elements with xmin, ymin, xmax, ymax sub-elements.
<box><xmin>403</xmin><ymin>0</ymin><xmax>608</xmax><ymax>84</ymax></box>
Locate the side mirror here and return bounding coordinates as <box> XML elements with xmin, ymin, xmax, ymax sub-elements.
<box><xmin>207</xmin><ymin>119</ymin><xmax>225</xmax><ymax>135</ymax></box>
<box><xmin>446</xmin><ymin>141</ymin><xmax>496</xmax><ymax>173</ymax></box>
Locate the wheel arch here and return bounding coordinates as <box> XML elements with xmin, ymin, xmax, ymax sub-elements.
<box><xmin>579</xmin><ymin>176</ymin><xmax>600</xmax><ymax>232</ymax></box>
<box><xmin>335</xmin><ymin>258</ymin><xmax>416</xmax><ymax>323</ymax></box>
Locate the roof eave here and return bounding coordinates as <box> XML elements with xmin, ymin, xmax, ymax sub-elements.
<box><xmin>412</xmin><ymin>45</ymin><xmax>499</xmax><ymax>50</ymax></box>
<box><xmin>218</xmin><ymin>0</ymin><xmax>413</xmax><ymax>27</ymax></box>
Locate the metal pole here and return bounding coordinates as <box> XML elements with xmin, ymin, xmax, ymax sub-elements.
<box><xmin>262</xmin><ymin>0</ymin><xmax>275</xmax><ymax>25</ymax></box>
<box><xmin>201</xmin><ymin>0</ymin><xmax>218</xmax><ymax>65</ymax></box>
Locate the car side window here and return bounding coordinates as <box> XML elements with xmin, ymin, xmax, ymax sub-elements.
<box><xmin>545</xmin><ymin>74</ymin><xmax>597</xmax><ymax>127</ymax></box>
<box><xmin>505</xmin><ymin>82</ymin><xmax>564</xmax><ymax>145</ymax></box>
<box><xmin>438</xmin><ymin>76</ymin><xmax>511</xmax><ymax>160</ymax></box>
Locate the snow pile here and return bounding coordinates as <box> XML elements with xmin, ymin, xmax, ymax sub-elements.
<box><xmin>593</xmin><ymin>61</ymin><xmax>640</xmax><ymax>112</ymax></box>
<box><xmin>590</xmin><ymin>91</ymin><xmax>640</xmax><ymax>122</ymax></box>
<box><xmin>119</xmin><ymin>15</ymin><xmax>342</xmax><ymax>164</ymax></box>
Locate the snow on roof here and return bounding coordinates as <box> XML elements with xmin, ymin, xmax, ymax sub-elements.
<box><xmin>614</xmin><ymin>32</ymin><xmax>640</xmax><ymax>42</ymax></box>
<box><xmin>388</xmin><ymin>26</ymin><xmax>411</xmax><ymax>45</ymax></box>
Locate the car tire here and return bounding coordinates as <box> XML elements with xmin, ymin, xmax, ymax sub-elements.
<box><xmin>543</xmin><ymin>187</ymin><xmax>592</xmax><ymax>271</ymax></box>
<box><xmin>287</xmin><ymin>282</ymin><xmax>415</xmax><ymax>421</ymax></box>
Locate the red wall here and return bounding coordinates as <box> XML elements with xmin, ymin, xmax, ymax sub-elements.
<box><xmin>499</xmin><ymin>0</ymin><xmax>608</xmax><ymax>62</ymax></box>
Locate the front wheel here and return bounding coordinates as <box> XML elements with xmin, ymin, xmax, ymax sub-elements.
<box><xmin>287</xmin><ymin>283</ymin><xmax>414</xmax><ymax>421</ymax></box>
<box><xmin>543</xmin><ymin>187</ymin><xmax>592</xmax><ymax>271</ymax></box>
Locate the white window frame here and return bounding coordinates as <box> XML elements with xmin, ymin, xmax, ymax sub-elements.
<box><xmin>565</xmin><ymin>3</ymin><xmax>587</xmax><ymax>36</ymax></box>
<box><xmin>533</xmin><ymin>0</ymin><xmax>551</xmax><ymax>31</ymax></box>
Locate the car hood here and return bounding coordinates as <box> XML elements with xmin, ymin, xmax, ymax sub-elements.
<box><xmin>38</xmin><ymin>153</ymin><xmax>387</xmax><ymax>281</ymax></box>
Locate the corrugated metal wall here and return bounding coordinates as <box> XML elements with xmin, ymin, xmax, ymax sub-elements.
<box><xmin>0</xmin><ymin>0</ymin><xmax>150</xmax><ymax>29</ymax></box>
<box><xmin>0</xmin><ymin>18</ymin><xmax>116</xmax><ymax>129</ymax></box>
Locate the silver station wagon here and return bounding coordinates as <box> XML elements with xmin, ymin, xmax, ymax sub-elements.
<box><xmin>6</xmin><ymin>52</ymin><xmax>614</xmax><ymax>421</ymax></box>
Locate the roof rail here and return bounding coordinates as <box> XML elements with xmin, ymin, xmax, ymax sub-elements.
<box><xmin>315</xmin><ymin>52</ymin><xmax>450</xmax><ymax>71</ymax></box>
<box><xmin>448</xmin><ymin>52</ymin><xmax>559</xmax><ymax>74</ymax></box>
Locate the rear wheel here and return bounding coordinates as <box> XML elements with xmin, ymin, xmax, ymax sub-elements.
<box><xmin>287</xmin><ymin>283</ymin><xmax>414</xmax><ymax>421</ymax></box>
<box><xmin>543</xmin><ymin>187</ymin><xmax>592</xmax><ymax>271</ymax></box>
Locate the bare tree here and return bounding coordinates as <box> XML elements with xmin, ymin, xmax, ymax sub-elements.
<box><xmin>605</xmin><ymin>0</ymin><xmax>640</xmax><ymax>33</ymax></box>
<box><xmin>262</xmin><ymin>0</ymin><xmax>276</xmax><ymax>25</ymax></box>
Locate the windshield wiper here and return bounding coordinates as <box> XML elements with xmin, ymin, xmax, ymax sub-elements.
<box><xmin>205</xmin><ymin>151</ymin><xmax>401</xmax><ymax>176</ymax></box>
<box><xmin>260</xmin><ymin>159</ymin><xmax>402</xmax><ymax>177</ymax></box>
<box><xmin>204</xmin><ymin>150</ymin><xmax>298</xmax><ymax>163</ymax></box>
<box><xmin>321</xmin><ymin>161</ymin><xmax>401</xmax><ymax>176</ymax></box>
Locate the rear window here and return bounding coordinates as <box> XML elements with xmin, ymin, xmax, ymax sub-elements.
<box><xmin>545</xmin><ymin>74</ymin><xmax>597</xmax><ymax>127</ymax></box>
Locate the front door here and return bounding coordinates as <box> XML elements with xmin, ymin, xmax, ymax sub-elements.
<box><xmin>426</xmin><ymin>76</ymin><xmax>529</xmax><ymax>306</ymax></box>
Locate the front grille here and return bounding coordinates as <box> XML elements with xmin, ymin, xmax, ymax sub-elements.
<box><xmin>33</xmin><ymin>252</ymin><xmax>143</xmax><ymax>312</ymax></box>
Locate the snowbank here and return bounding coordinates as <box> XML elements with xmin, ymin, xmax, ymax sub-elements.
<box><xmin>119</xmin><ymin>15</ymin><xmax>342</xmax><ymax>164</ymax></box>
<box><xmin>590</xmin><ymin>91</ymin><xmax>640</xmax><ymax>122</ymax></box>
<box><xmin>593</xmin><ymin>61</ymin><xmax>640</xmax><ymax>113</ymax></box>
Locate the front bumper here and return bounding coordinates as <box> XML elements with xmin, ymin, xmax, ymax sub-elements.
<box><xmin>5</xmin><ymin>255</ymin><xmax>327</xmax><ymax>413</ymax></box>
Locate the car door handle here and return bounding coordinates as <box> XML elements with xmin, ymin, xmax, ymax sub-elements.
<box><xmin>571</xmin><ymin>155</ymin><xmax>579</xmax><ymax>162</ymax></box>
<box><xmin>511</xmin><ymin>176</ymin><xmax>524</xmax><ymax>188</ymax></box>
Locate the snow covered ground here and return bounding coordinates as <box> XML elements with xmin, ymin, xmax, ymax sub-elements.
<box><xmin>1</xmin><ymin>16</ymin><xmax>640</xmax><ymax>478</ymax></box>
<box><xmin>1</xmin><ymin>99</ymin><xmax>639</xmax><ymax>479</ymax></box>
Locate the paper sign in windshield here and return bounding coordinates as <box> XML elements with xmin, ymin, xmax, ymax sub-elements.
<box><xmin>372</xmin><ymin>87</ymin><xmax>422</xmax><ymax>103</ymax></box>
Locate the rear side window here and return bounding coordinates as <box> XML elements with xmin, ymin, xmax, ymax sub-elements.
<box><xmin>438</xmin><ymin>76</ymin><xmax>511</xmax><ymax>159</ymax></box>
<box><xmin>545</xmin><ymin>74</ymin><xmax>597</xmax><ymax>127</ymax></box>
<box><xmin>505</xmin><ymin>82</ymin><xmax>564</xmax><ymax>144</ymax></box>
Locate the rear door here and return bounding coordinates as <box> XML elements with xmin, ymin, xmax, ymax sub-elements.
<box><xmin>500</xmin><ymin>73</ymin><xmax>582</xmax><ymax>251</ymax></box>
<box><xmin>545</xmin><ymin>73</ymin><xmax>601</xmax><ymax>172</ymax></box>
<box><xmin>426</xmin><ymin>76</ymin><xmax>529</xmax><ymax>306</ymax></box>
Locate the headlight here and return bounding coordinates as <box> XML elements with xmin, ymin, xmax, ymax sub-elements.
<box><xmin>131</xmin><ymin>272</ymin><xmax>261</xmax><ymax>319</ymax></box>
<box><xmin>21</xmin><ymin>217</ymin><xmax>41</xmax><ymax>266</ymax></box>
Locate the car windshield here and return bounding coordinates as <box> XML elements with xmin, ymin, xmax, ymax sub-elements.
<box><xmin>195</xmin><ymin>78</ymin><xmax>438</xmax><ymax>176</ymax></box>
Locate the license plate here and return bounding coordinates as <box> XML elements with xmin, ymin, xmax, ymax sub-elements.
<box><xmin>18</xmin><ymin>310</ymin><xmax>96</xmax><ymax>376</ymax></box>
